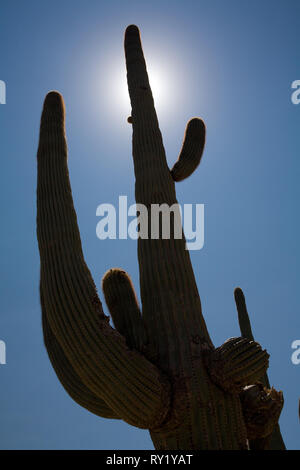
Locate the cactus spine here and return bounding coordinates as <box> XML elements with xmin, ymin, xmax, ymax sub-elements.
<box><xmin>36</xmin><ymin>25</ymin><xmax>284</xmax><ymax>450</ymax></box>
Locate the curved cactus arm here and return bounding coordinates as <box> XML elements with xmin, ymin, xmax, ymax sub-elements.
<box><xmin>234</xmin><ymin>287</ymin><xmax>286</xmax><ymax>450</ymax></box>
<box><xmin>36</xmin><ymin>91</ymin><xmax>171</xmax><ymax>429</ymax></box>
<box><xmin>41</xmin><ymin>300</ymin><xmax>120</xmax><ymax>419</ymax></box>
<box><xmin>102</xmin><ymin>268</ymin><xmax>147</xmax><ymax>352</ymax></box>
<box><xmin>204</xmin><ymin>337</ymin><xmax>269</xmax><ymax>394</ymax></box>
<box><xmin>170</xmin><ymin>118</ymin><xmax>206</xmax><ymax>182</ymax></box>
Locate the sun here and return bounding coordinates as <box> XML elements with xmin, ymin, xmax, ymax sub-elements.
<box><xmin>102</xmin><ymin>50</ymin><xmax>180</xmax><ymax>126</ymax></box>
<box><xmin>113</xmin><ymin>62</ymin><xmax>169</xmax><ymax>116</ymax></box>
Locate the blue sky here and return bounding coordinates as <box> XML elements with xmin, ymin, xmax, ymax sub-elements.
<box><xmin>0</xmin><ymin>0</ymin><xmax>299</xmax><ymax>449</ymax></box>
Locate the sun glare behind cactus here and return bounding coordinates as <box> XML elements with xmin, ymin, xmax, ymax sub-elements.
<box><xmin>105</xmin><ymin>55</ymin><xmax>179</xmax><ymax>124</ymax></box>
<box><xmin>121</xmin><ymin>64</ymin><xmax>169</xmax><ymax>114</ymax></box>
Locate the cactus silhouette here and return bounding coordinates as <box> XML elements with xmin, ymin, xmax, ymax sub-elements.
<box><xmin>36</xmin><ymin>25</ymin><xmax>285</xmax><ymax>450</ymax></box>
<box><xmin>234</xmin><ymin>288</ymin><xmax>285</xmax><ymax>449</ymax></box>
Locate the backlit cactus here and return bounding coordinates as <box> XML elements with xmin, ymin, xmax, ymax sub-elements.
<box><xmin>234</xmin><ymin>287</ymin><xmax>286</xmax><ymax>449</ymax></box>
<box><xmin>36</xmin><ymin>25</ymin><xmax>285</xmax><ymax>450</ymax></box>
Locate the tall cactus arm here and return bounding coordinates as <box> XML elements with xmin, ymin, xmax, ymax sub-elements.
<box><xmin>124</xmin><ymin>24</ymin><xmax>212</xmax><ymax>373</ymax></box>
<box><xmin>234</xmin><ymin>287</ymin><xmax>286</xmax><ymax>449</ymax></box>
<box><xmin>41</xmin><ymin>299</ymin><xmax>119</xmax><ymax>419</ymax></box>
<box><xmin>36</xmin><ymin>91</ymin><xmax>171</xmax><ymax>429</ymax></box>
<box><xmin>102</xmin><ymin>268</ymin><xmax>147</xmax><ymax>352</ymax></box>
<box><xmin>124</xmin><ymin>25</ymin><xmax>251</xmax><ymax>451</ymax></box>
<box><xmin>170</xmin><ymin>118</ymin><xmax>206</xmax><ymax>182</ymax></box>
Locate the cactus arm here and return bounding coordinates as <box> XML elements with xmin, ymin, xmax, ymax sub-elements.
<box><xmin>204</xmin><ymin>337</ymin><xmax>269</xmax><ymax>393</ymax></box>
<box><xmin>124</xmin><ymin>25</ymin><xmax>251</xmax><ymax>450</ymax></box>
<box><xmin>41</xmin><ymin>302</ymin><xmax>119</xmax><ymax>419</ymax></box>
<box><xmin>125</xmin><ymin>24</ymin><xmax>212</xmax><ymax>373</ymax></box>
<box><xmin>234</xmin><ymin>287</ymin><xmax>286</xmax><ymax>449</ymax></box>
<box><xmin>37</xmin><ymin>91</ymin><xmax>171</xmax><ymax>429</ymax></box>
<box><xmin>234</xmin><ymin>287</ymin><xmax>271</xmax><ymax>388</ymax></box>
<box><xmin>170</xmin><ymin>118</ymin><xmax>206</xmax><ymax>182</ymax></box>
<box><xmin>234</xmin><ymin>287</ymin><xmax>255</xmax><ymax>341</ymax></box>
<box><xmin>102</xmin><ymin>268</ymin><xmax>147</xmax><ymax>352</ymax></box>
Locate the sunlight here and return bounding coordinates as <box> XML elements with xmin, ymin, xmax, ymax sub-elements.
<box><xmin>102</xmin><ymin>51</ymin><xmax>181</xmax><ymax>125</ymax></box>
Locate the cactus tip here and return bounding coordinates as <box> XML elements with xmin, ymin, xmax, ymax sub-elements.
<box><xmin>102</xmin><ymin>268</ymin><xmax>128</xmax><ymax>288</ymax></box>
<box><xmin>125</xmin><ymin>24</ymin><xmax>140</xmax><ymax>35</ymax></box>
<box><xmin>234</xmin><ymin>286</ymin><xmax>244</xmax><ymax>301</ymax></box>
<box><xmin>43</xmin><ymin>90</ymin><xmax>65</xmax><ymax>114</ymax></box>
<box><xmin>188</xmin><ymin>117</ymin><xmax>206</xmax><ymax>135</ymax></box>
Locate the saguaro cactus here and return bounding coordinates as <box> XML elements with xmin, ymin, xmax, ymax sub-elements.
<box><xmin>36</xmin><ymin>25</ymin><xmax>284</xmax><ymax>450</ymax></box>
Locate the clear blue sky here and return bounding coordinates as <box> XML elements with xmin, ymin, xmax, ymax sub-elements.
<box><xmin>0</xmin><ymin>0</ymin><xmax>299</xmax><ymax>450</ymax></box>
